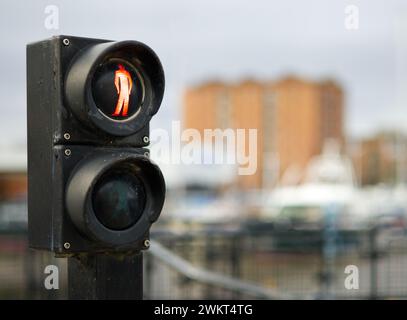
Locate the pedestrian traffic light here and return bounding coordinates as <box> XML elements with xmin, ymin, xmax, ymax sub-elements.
<box><xmin>27</xmin><ymin>35</ymin><xmax>165</xmax><ymax>254</ymax></box>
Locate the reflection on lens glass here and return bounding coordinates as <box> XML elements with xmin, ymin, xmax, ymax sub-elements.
<box><xmin>92</xmin><ymin>168</ymin><xmax>146</xmax><ymax>231</ymax></box>
<box><xmin>92</xmin><ymin>59</ymin><xmax>144</xmax><ymax>120</ymax></box>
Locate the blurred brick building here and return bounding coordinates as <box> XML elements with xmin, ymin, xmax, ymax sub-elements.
<box><xmin>350</xmin><ymin>132</ymin><xmax>407</xmax><ymax>186</ymax></box>
<box><xmin>0</xmin><ymin>145</ymin><xmax>27</xmax><ymax>201</ymax></box>
<box><xmin>183</xmin><ymin>76</ymin><xmax>344</xmax><ymax>189</ymax></box>
<box><xmin>0</xmin><ymin>173</ymin><xmax>26</xmax><ymax>201</ymax></box>
<box><xmin>0</xmin><ymin>144</ymin><xmax>27</xmax><ymax>230</ymax></box>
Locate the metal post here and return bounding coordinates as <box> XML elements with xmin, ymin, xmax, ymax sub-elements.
<box><xmin>68</xmin><ymin>252</ymin><xmax>143</xmax><ymax>300</ymax></box>
<box><xmin>321</xmin><ymin>205</ymin><xmax>338</xmax><ymax>299</ymax></box>
<box><xmin>230</xmin><ymin>232</ymin><xmax>242</xmax><ymax>299</ymax></box>
<box><xmin>204</xmin><ymin>233</ymin><xmax>216</xmax><ymax>299</ymax></box>
<box><xmin>369</xmin><ymin>226</ymin><xmax>378</xmax><ymax>300</ymax></box>
<box><xmin>144</xmin><ymin>252</ymin><xmax>154</xmax><ymax>299</ymax></box>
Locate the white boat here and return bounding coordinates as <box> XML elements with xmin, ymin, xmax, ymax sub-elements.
<box><xmin>261</xmin><ymin>141</ymin><xmax>407</xmax><ymax>229</ymax></box>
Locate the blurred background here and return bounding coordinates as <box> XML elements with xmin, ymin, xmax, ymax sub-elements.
<box><xmin>2</xmin><ymin>0</ymin><xmax>407</xmax><ymax>299</ymax></box>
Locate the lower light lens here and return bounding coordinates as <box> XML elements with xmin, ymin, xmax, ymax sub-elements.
<box><xmin>92</xmin><ymin>168</ymin><xmax>146</xmax><ymax>231</ymax></box>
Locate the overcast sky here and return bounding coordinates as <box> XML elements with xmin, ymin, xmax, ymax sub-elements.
<box><xmin>1</xmin><ymin>0</ymin><xmax>407</xmax><ymax>146</ymax></box>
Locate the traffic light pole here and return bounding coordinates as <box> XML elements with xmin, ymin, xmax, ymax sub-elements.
<box><xmin>27</xmin><ymin>36</ymin><xmax>165</xmax><ymax>301</ymax></box>
<box><xmin>68</xmin><ymin>253</ymin><xmax>143</xmax><ymax>300</ymax></box>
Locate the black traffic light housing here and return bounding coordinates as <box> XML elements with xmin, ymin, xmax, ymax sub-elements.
<box><xmin>27</xmin><ymin>35</ymin><xmax>165</xmax><ymax>255</ymax></box>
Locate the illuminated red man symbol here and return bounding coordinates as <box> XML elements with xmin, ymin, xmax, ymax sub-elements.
<box><xmin>113</xmin><ymin>64</ymin><xmax>133</xmax><ymax>117</ymax></box>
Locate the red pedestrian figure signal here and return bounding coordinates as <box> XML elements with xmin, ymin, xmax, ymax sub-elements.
<box><xmin>113</xmin><ymin>64</ymin><xmax>133</xmax><ymax>117</ymax></box>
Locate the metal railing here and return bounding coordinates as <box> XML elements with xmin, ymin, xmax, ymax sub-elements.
<box><xmin>143</xmin><ymin>224</ymin><xmax>407</xmax><ymax>299</ymax></box>
<box><xmin>0</xmin><ymin>220</ymin><xmax>407</xmax><ymax>299</ymax></box>
<box><xmin>148</xmin><ymin>240</ymin><xmax>301</xmax><ymax>299</ymax></box>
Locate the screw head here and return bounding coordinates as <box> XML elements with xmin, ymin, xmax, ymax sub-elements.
<box><xmin>64</xmin><ymin>242</ymin><xmax>71</xmax><ymax>249</ymax></box>
<box><xmin>62</xmin><ymin>38</ymin><xmax>70</xmax><ymax>46</ymax></box>
<box><xmin>144</xmin><ymin>239</ymin><xmax>150</xmax><ymax>248</ymax></box>
<box><xmin>64</xmin><ymin>149</ymin><xmax>71</xmax><ymax>156</ymax></box>
<box><xmin>144</xmin><ymin>152</ymin><xmax>150</xmax><ymax>157</ymax></box>
<box><xmin>63</xmin><ymin>133</ymin><xmax>71</xmax><ymax>140</ymax></box>
<box><xmin>143</xmin><ymin>136</ymin><xmax>149</xmax><ymax>144</ymax></box>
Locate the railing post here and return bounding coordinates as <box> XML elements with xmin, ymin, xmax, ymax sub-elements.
<box><xmin>320</xmin><ymin>205</ymin><xmax>338</xmax><ymax>299</ymax></box>
<box><xmin>230</xmin><ymin>231</ymin><xmax>242</xmax><ymax>299</ymax></box>
<box><xmin>369</xmin><ymin>226</ymin><xmax>379</xmax><ymax>300</ymax></box>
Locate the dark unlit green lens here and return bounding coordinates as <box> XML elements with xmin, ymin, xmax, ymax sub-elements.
<box><xmin>92</xmin><ymin>169</ymin><xmax>146</xmax><ymax>231</ymax></box>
